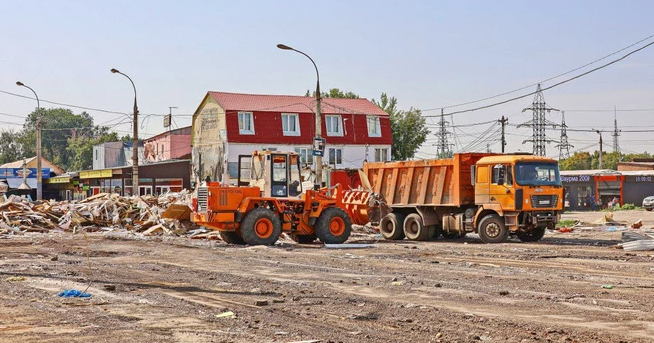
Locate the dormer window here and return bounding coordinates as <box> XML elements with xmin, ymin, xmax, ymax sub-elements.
<box><xmin>325</xmin><ymin>115</ymin><xmax>343</xmax><ymax>136</ymax></box>
<box><xmin>367</xmin><ymin>115</ymin><xmax>381</xmax><ymax>137</ymax></box>
<box><xmin>238</xmin><ymin>112</ymin><xmax>254</xmax><ymax>135</ymax></box>
<box><xmin>281</xmin><ymin>113</ymin><xmax>300</xmax><ymax>136</ymax></box>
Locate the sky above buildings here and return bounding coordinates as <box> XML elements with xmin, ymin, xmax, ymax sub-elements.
<box><xmin>1</xmin><ymin>0</ymin><xmax>653</xmax><ymax>160</ymax></box>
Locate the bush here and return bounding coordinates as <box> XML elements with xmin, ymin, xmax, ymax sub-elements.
<box><xmin>557</xmin><ymin>219</ymin><xmax>575</xmax><ymax>228</ymax></box>
<box><xmin>618</xmin><ymin>203</ymin><xmax>639</xmax><ymax>210</ymax></box>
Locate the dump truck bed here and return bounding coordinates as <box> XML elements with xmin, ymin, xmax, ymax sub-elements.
<box><xmin>364</xmin><ymin>153</ymin><xmax>494</xmax><ymax>207</ymax></box>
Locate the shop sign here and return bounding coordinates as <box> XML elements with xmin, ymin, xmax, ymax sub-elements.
<box><xmin>625</xmin><ymin>175</ymin><xmax>654</xmax><ymax>183</ymax></box>
<box><xmin>561</xmin><ymin>175</ymin><xmax>592</xmax><ymax>183</ymax></box>
<box><xmin>80</xmin><ymin>170</ymin><xmax>113</xmax><ymax>179</ymax></box>
<box><xmin>0</xmin><ymin>168</ymin><xmax>51</xmax><ymax>179</ymax></box>
<box><xmin>47</xmin><ymin>177</ymin><xmax>70</xmax><ymax>184</ymax></box>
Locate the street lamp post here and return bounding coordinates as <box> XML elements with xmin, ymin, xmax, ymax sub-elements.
<box><xmin>277</xmin><ymin>43</ymin><xmax>323</xmax><ymax>190</ymax></box>
<box><xmin>111</xmin><ymin>68</ymin><xmax>139</xmax><ymax>196</ymax></box>
<box><xmin>16</xmin><ymin>81</ymin><xmax>42</xmax><ymax>200</ymax></box>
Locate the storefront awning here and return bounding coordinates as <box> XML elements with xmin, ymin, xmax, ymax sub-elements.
<box><xmin>6</xmin><ymin>178</ymin><xmax>37</xmax><ymax>189</ymax></box>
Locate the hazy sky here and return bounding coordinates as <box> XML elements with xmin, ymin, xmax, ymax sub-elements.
<box><xmin>1</xmin><ymin>0</ymin><xmax>653</xmax><ymax>160</ymax></box>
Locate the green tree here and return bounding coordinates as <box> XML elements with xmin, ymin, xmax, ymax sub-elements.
<box><xmin>559</xmin><ymin>151</ymin><xmax>592</xmax><ymax>170</ymax></box>
<box><xmin>66</xmin><ymin>128</ymin><xmax>119</xmax><ymax>171</ymax></box>
<box><xmin>0</xmin><ymin>130</ymin><xmax>23</xmax><ymax>164</ymax></box>
<box><xmin>21</xmin><ymin>108</ymin><xmax>117</xmax><ymax>171</ymax></box>
<box><xmin>372</xmin><ymin>93</ymin><xmax>429</xmax><ymax>161</ymax></box>
<box><xmin>305</xmin><ymin>87</ymin><xmax>360</xmax><ymax>99</ymax></box>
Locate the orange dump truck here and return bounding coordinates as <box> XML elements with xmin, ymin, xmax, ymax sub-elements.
<box><xmin>367</xmin><ymin>153</ymin><xmax>564</xmax><ymax>243</ymax></box>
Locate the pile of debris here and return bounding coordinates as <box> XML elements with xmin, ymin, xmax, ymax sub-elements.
<box><xmin>0</xmin><ymin>191</ymin><xmax>195</xmax><ymax>237</ymax></box>
<box><xmin>621</xmin><ymin>231</ymin><xmax>654</xmax><ymax>251</ymax></box>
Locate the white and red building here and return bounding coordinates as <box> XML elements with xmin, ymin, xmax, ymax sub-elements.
<box><xmin>191</xmin><ymin>91</ymin><xmax>392</xmax><ymax>182</ymax></box>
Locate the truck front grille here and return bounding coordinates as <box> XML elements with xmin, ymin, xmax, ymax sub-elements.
<box><xmin>530</xmin><ymin>195</ymin><xmax>558</xmax><ymax>208</ymax></box>
<box><xmin>197</xmin><ymin>186</ymin><xmax>208</xmax><ymax>212</ymax></box>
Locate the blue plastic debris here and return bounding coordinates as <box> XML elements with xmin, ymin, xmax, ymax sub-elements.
<box><xmin>58</xmin><ymin>289</ymin><xmax>91</xmax><ymax>298</ymax></box>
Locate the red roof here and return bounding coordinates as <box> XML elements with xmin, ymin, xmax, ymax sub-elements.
<box><xmin>207</xmin><ymin>91</ymin><xmax>388</xmax><ymax>116</ymax></box>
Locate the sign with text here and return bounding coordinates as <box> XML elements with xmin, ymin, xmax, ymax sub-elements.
<box><xmin>0</xmin><ymin>168</ymin><xmax>50</xmax><ymax>179</ymax></box>
<box><xmin>561</xmin><ymin>175</ymin><xmax>592</xmax><ymax>183</ymax></box>
<box><xmin>79</xmin><ymin>169</ymin><xmax>113</xmax><ymax>179</ymax></box>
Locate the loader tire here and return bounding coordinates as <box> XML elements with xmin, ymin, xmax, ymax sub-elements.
<box><xmin>219</xmin><ymin>231</ymin><xmax>245</xmax><ymax>244</ymax></box>
<box><xmin>403</xmin><ymin>213</ymin><xmax>430</xmax><ymax>241</ymax></box>
<box><xmin>478</xmin><ymin>214</ymin><xmax>508</xmax><ymax>243</ymax></box>
<box><xmin>315</xmin><ymin>207</ymin><xmax>352</xmax><ymax>244</ymax></box>
<box><xmin>380</xmin><ymin>213</ymin><xmax>406</xmax><ymax>240</ymax></box>
<box><xmin>290</xmin><ymin>233</ymin><xmax>317</xmax><ymax>244</ymax></box>
<box><xmin>516</xmin><ymin>227</ymin><xmax>546</xmax><ymax>242</ymax></box>
<box><xmin>240</xmin><ymin>208</ymin><xmax>282</xmax><ymax>245</ymax></box>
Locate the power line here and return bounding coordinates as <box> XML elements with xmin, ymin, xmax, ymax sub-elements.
<box><xmin>423</xmin><ymin>39</ymin><xmax>654</xmax><ymax>117</ymax></box>
<box><xmin>423</xmin><ymin>34</ymin><xmax>654</xmax><ymax>112</ymax></box>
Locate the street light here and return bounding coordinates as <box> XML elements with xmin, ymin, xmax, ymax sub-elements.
<box><xmin>277</xmin><ymin>43</ymin><xmax>323</xmax><ymax>190</ymax></box>
<box><xmin>16</xmin><ymin>81</ymin><xmax>43</xmax><ymax>200</ymax></box>
<box><xmin>111</xmin><ymin>68</ymin><xmax>140</xmax><ymax>196</ymax></box>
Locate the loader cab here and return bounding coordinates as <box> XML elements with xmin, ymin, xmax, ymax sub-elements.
<box><xmin>238</xmin><ymin>151</ymin><xmax>303</xmax><ymax>198</ymax></box>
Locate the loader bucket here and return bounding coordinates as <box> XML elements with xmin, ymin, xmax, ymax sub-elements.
<box><xmin>162</xmin><ymin>204</ymin><xmax>192</xmax><ymax>221</ymax></box>
<box><xmin>341</xmin><ymin>190</ymin><xmax>387</xmax><ymax>226</ymax></box>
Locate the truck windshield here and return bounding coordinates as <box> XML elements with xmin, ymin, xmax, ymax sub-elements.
<box><xmin>515</xmin><ymin>162</ymin><xmax>561</xmax><ymax>186</ymax></box>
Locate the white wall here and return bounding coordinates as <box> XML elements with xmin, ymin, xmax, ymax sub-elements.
<box><xmin>226</xmin><ymin>143</ymin><xmax>391</xmax><ymax>175</ymax></box>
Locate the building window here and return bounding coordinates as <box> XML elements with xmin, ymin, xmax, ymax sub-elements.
<box><xmin>281</xmin><ymin>113</ymin><xmax>300</xmax><ymax>136</ymax></box>
<box><xmin>325</xmin><ymin>115</ymin><xmax>343</xmax><ymax>136</ymax></box>
<box><xmin>161</xmin><ymin>145</ymin><xmax>165</xmax><ymax>158</ymax></box>
<box><xmin>367</xmin><ymin>115</ymin><xmax>381</xmax><ymax>137</ymax></box>
<box><xmin>375</xmin><ymin>148</ymin><xmax>389</xmax><ymax>162</ymax></box>
<box><xmin>294</xmin><ymin>147</ymin><xmax>314</xmax><ymax>166</ymax></box>
<box><xmin>328</xmin><ymin>148</ymin><xmax>342</xmax><ymax>166</ymax></box>
<box><xmin>238</xmin><ymin>112</ymin><xmax>255</xmax><ymax>135</ymax></box>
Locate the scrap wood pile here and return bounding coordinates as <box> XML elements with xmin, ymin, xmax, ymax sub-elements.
<box><xmin>0</xmin><ymin>191</ymin><xmax>197</xmax><ymax>237</ymax></box>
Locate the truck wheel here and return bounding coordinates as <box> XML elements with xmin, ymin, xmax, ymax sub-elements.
<box><xmin>380</xmin><ymin>213</ymin><xmax>406</xmax><ymax>240</ymax></box>
<box><xmin>478</xmin><ymin>214</ymin><xmax>508</xmax><ymax>243</ymax></box>
<box><xmin>290</xmin><ymin>233</ymin><xmax>317</xmax><ymax>244</ymax></box>
<box><xmin>240</xmin><ymin>208</ymin><xmax>282</xmax><ymax>245</ymax></box>
<box><xmin>219</xmin><ymin>231</ymin><xmax>245</xmax><ymax>244</ymax></box>
<box><xmin>404</xmin><ymin>213</ymin><xmax>430</xmax><ymax>241</ymax></box>
<box><xmin>315</xmin><ymin>207</ymin><xmax>352</xmax><ymax>244</ymax></box>
<box><xmin>516</xmin><ymin>227</ymin><xmax>546</xmax><ymax>242</ymax></box>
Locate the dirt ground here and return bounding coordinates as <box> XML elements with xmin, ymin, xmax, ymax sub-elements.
<box><xmin>1</xmin><ymin>210</ymin><xmax>654</xmax><ymax>343</ymax></box>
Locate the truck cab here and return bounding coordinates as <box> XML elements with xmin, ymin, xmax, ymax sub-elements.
<box><xmin>472</xmin><ymin>154</ymin><xmax>563</xmax><ymax>242</ymax></box>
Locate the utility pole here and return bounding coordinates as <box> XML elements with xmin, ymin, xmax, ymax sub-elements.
<box><xmin>111</xmin><ymin>68</ymin><xmax>139</xmax><ymax>196</ymax></box>
<box><xmin>555</xmin><ymin>111</ymin><xmax>573</xmax><ymax>160</ymax></box>
<box><xmin>596</xmin><ymin>130</ymin><xmax>603</xmax><ymax>169</ymax></box>
<box><xmin>612</xmin><ymin>106</ymin><xmax>621</xmax><ymax>156</ymax></box>
<box><xmin>277</xmin><ymin>44</ymin><xmax>323</xmax><ymax>190</ymax></box>
<box><xmin>498</xmin><ymin>116</ymin><xmax>508</xmax><ymax>153</ymax></box>
<box><xmin>518</xmin><ymin>84</ymin><xmax>559</xmax><ymax>156</ymax></box>
<box><xmin>436</xmin><ymin>109</ymin><xmax>452</xmax><ymax>158</ymax></box>
<box><xmin>167</xmin><ymin>106</ymin><xmax>177</xmax><ymax>132</ymax></box>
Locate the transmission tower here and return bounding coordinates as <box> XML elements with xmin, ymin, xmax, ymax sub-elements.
<box><xmin>436</xmin><ymin>109</ymin><xmax>453</xmax><ymax>158</ymax></box>
<box><xmin>554</xmin><ymin>111</ymin><xmax>573</xmax><ymax>160</ymax></box>
<box><xmin>612</xmin><ymin>106</ymin><xmax>621</xmax><ymax>154</ymax></box>
<box><xmin>518</xmin><ymin>84</ymin><xmax>559</xmax><ymax>156</ymax></box>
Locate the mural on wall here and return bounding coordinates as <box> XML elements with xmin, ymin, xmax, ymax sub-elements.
<box><xmin>192</xmin><ymin>100</ymin><xmax>227</xmax><ymax>185</ymax></box>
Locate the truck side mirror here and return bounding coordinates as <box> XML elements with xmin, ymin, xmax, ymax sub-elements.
<box><xmin>470</xmin><ymin>165</ymin><xmax>476</xmax><ymax>186</ymax></box>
